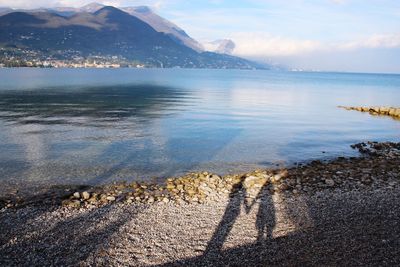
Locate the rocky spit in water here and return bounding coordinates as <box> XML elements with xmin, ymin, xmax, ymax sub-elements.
<box><xmin>339</xmin><ymin>106</ymin><xmax>400</xmax><ymax>119</ymax></box>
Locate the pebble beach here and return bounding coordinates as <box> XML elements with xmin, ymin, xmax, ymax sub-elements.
<box><xmin>1</xmin><ymin>141</ymin><xmax>400</xmax><ymax>266</ymax></box>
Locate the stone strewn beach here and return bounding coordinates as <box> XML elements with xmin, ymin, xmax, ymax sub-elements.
<box><xmin>1</xmin><ymin>141</ymin><xmax>400</xmax><ymax>266</ymax></box>
<box><xmin>13</xmin><ymin>141</ymin><xmax>400</xmax><ymax>209</ymax></box>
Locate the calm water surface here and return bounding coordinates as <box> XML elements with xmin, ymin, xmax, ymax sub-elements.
<box><xmin>0</xmin><ymin>68</ymin><xmax>399</xmax><ymax>188</ymax></box>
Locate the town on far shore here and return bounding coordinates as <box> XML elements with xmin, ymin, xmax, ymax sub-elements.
<box><xmin>0</xmin><ymin>47</ymin><xmax>148</xmax><ymax>68</ymax></box>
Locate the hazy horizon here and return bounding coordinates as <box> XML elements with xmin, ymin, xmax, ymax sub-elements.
<box><xmin>1</xmin><ymin>0</ymin><xmax>399</xmax><ymax>74</ymax></box>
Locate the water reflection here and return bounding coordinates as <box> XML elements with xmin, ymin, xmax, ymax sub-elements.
<box><xmin>0</xmin><ymin>84</ymin><xmax>191</xmax><ymax>127</ymax></box>
<box><xmin>0</xmin><ymin>84</ymin><xmax>195</xmax><ymax>188</ymax></box>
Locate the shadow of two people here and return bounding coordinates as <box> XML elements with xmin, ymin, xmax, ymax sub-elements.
<box><xmin>204</xmin><ymin>178</ymin><xmax>276</xmax><ymax>255</ymax></box>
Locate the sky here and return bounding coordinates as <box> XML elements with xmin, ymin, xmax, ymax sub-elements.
<box><xmin>1</xmin><ymin>0</ymin><xmax>400</xmax><ymax>73</ymax></box>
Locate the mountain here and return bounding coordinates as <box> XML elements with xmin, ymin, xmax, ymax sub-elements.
<box><xmin>0</xmin><ymin>7</ymin><xmax>50</xmax><ymax>16</ymax></box>
<box><xmin>204</xmin><ymin>39</ymin><xmax>236</xmax><ymax>54</ymax></box>
<box><xmin>56</xmin><ymin>3</ymin><xmax>204</xmax><ymax>52</ymax></box>
<box><xmin>0</xmin><ymin>3</ymin><xmax>106</xmax><ymax>16</ymax></box>
<box><xmin>54</xmin><ymin>3</ymin><xmax>203</xmax><ymax>52</ymax></box>
<box><xmin>0</xmin><ymin>3</ymin><xmax>227</xmax><ymax>54</ymax></box>
<box><xmin>121</xmin><ymin>6</ymin><xmax>203</xmax><ymax>52</ymax></box>
<box><xmin>0</xmin><ymin>2</ymin><xmax>220</xmax><ymax>53</ymax></box>
<box><xmin>8</xmin><ymin>2</ymin><xmax>203</xmax><ymax>53</ymax></box>
<box><xmin>79</xmin><ymin>2</ymin><xmax>105</xmax><ymax>13</ymax></box>
<box><xmin>0</xmin><ymin>5</ymin><xmax>265</xmax><ymax>69</ymax></box>
<box><xmin>0</xmin><ymin>7</ymin><xmax>12</xmax><ymax>16</ymax></box>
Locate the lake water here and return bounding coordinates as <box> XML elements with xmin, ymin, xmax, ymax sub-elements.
<box><xmin>0</xmin><ymin>68</ymin><xmax>399</xmax><ymax>189</ymax></box>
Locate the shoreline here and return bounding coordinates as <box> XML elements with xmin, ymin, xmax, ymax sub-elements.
<box><xmin>1</xmin><ymin>141</ymin><xmax>399</xmax><ymax>210</ymax></box>
<box><xmin>1</xmin><ymin>141</ymin><xmax>400</xmax><ymax>266</ymax></box>
<box><xmin>0</xmin><ymin>142</ymin><xmax>400</xmax><ymax>266</ymax></box>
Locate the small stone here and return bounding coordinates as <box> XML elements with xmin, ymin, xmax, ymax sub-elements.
<box><xmin>106</xmin><ymin>196</ymin><xmax>116</xmax><ymax>202</ymax></box>
<box><xmin>166</xmin><ymin>184</ymin><xmax>175</xmax><ymax>190</ymax></box>
<box><xmin>63</xmin><ymin>200</ymin><xmax>81</xmax><ymax>208</ymax></box>
<box><xmin>272</xmin><ymin>174</ymin><xmax>282</xmax><ymax>183</ymax></box>
<box><xmin>211</xmin><ymin>174</ymin><xmax>221</xmax><ymax>180</ymax></box>
<box><xmin>82</xmin><ymin>191</ymin><xmax>90</xmax><ymax>200</ymax></box>
<box><xmin>73</xmin><ymin>192</ymin><xmax>80</xmax><ymax>199</ymax></box>
<box><xmin>279</xmin><ymin>183</ymin><xmax>289</xmax><ymax>191</ymax></box>
<box><xmin>87</xmin><ymin>197</ymin><xmax>98</xmax><ymax>204</ymax></box>
<box><xmin>130</xmin><ymin>182</ymin><xmax>139</xmax><ymax>188</ymax></box>
<box><xmin>187</xmin><ymin>189</ymin><xmax>196</xmax><ymax>196</ymax></box>
<box><xmin>148</xmin><ymin>196</ymin><xmax>155</xmax><ymax>204</ymax></box>
<box><xmin>325</xmin><ymin>179</ymin><xmax>335</xmax><ymax>187</ymax></box>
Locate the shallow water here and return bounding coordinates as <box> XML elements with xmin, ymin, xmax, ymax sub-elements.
<box><xmin>0</xmin><ymin>68</ymin><xmax>399</xmax><ymax>187</ymax></box>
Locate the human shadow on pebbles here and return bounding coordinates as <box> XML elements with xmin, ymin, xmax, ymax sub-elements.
<box><xmin>204</xmin><ymin>181</ymin><xmax>276</xmax><ymax>256</ymax></box>
<box><xmin>161</xmin><ymin>190</ymin><xmax>400</xmax><ymax>267</ymax></box>
<box><xmin>0</xmin><ymin>199</ymin><xmax>143</xmax><ymax>266</ymax></box>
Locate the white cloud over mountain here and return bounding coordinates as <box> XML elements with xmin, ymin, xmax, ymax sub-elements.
<box><xmin>0</xmin><ymin>0</ymin><xmax>165</xmax><ymax>9</ymax></box>
<box><xmin>338</xmin><ymin>34</ymin><xmax>400</xmax><ymax>50</ymax></box>
<box><xmin>231</xmin><ymin>33</ymin><xmax>400</xmax><ymax>57</ymax></box>
<box><xmin>232</xmin><ymin>33</ymin><xmax>321</xmax><ymax>57</ymax></box>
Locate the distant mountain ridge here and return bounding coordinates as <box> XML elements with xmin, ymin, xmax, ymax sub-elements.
<box><xmin>0</xmin><ymin>3</ymin><xmax>203</xmax><ymax>51</ymax></box>
<box><xmin>0</xmin><ymin>4</ymin><xmax>265</xmax><ymax>69</ymax></box>
<box><xmin>121</xmin><ymin>6</ymin><xmax>203</xmax><ymax>52</ymax></box>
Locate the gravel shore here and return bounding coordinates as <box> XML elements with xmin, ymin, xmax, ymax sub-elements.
<box><xmin>1</xmin><ymin>142</ymin><xmax>400</xmax><ymax>266</ymax></box>
<box><xmin>1</xmin><ymin>187</ymin><xmax>400</xmax><ymax>266</ymax></box>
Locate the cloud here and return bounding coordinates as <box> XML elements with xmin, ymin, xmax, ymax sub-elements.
<box><xmin>0</xmin><ymin>0</ymin><xmax>60</xmax><ymax>8</ymax></box>
<box><xmin>231</xmin><ymin>33</ymin><xmax>322</xmax><ymax>57</ymax></box>
<box><xmin>338</xmin><ymin>34</ymin><xmax>400</xmax><ymax>50</ymax></box>
<box><xmin>230</xmin><ymin>32</ymin><xmax>400</xmax><ymax>58</ymax></box>
<box><xmin>330</xmin><ymin>0</ymin><xmax>346</xmax><ymax>4</ymax></box>
<box><xmin>0</xmin><ymin>0</ymin><xmax>167</xmax><ymax>9</ymax></box>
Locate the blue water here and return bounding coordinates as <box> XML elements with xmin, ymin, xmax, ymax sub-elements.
<box><xmin>0</xmin><ymin>68</ymin><xmax>399</xmax><ymax>188</ymax></box>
